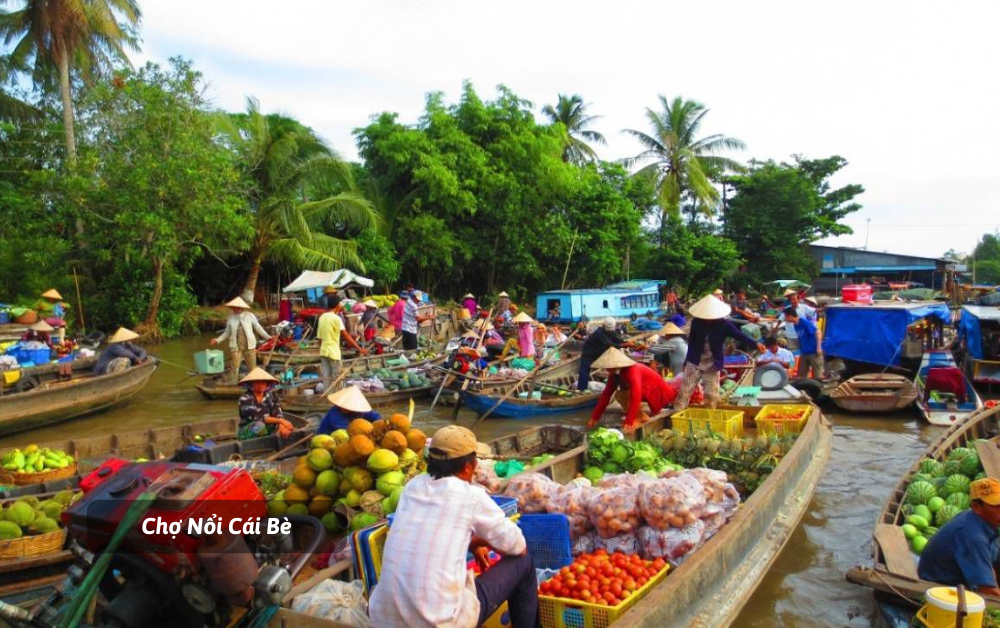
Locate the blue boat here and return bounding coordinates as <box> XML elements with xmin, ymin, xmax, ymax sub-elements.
<box><xmin>914</xmin><ymin>350</ymin><xmax>982</xmax><ymax>425</ymax></box>
<box><xmin>460</xmin><ymin>366</ymin><xmax>600</xmax><ymax>419</ymax></box>
<box><xmin>534</xmin><ymin>280</ymin><xmax>665</xmax><ymax>323</ymax></box>
<box><xmin>956</xmin><ymin>304</ymin><xmax>1000</xmax><ymax>386</ymax></box>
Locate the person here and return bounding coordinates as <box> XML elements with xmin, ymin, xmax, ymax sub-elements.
<box><xmin>545</xmin><ymin>325</ymin><xmax>568</xmax><ymax>346</ymax></box>
<box><xmin>403</xmin><ymin>290</ymin><xmax>434</xmax><ymax>351</ymax></box>
<box><xmin>388</xmin><ymin>290</ymin><xmax>408</xmax><ymax>334</ymax></box>
<box><xmin>359</xmin><ymin>299</ymin><xmax>387</xmax><ymax>343</ymax></box>
<box><xmin>917</xmin><ymin>478</ymin><xmax>1000</xmax><ymax>597</ymax></box>
<box><xmin>578</xmin><ymin>317</ymin><xmax>624</xmax><ymax>391</ymax></box>
<box><xmin>473</xmin><ymin>320</ymin><xmax>506</xmax><ymax>358</ymax></box>
<box><xmin>510</xmin><ymin>312</ymin><xmax>536</xmax><ymax>358</ymax></box>
<box><xmin>666</xmin><ymin>288</ymin><xmax>678</xmax><ymax>314</ymax></box>
<box><xmin>588</xmin><ymin>348</ymin><xmax>684</xmax><ymax>433</ymax></box>
<box><xmin>655</xmin><ymin>322</ymin><xmax>688</xmax><ymax>376</ymax></box>
<box><xmin>237</xmin><ymin>368</ymin><xmax>293</xmax><ymax>440</ymax></box>
<box><xmin>317</xmin><ymin>385</ymin><xmax>381</xmax><ymax>434</ymax></box>
<box><xmin>318</xmin><ymin>285</ymin><xmax>339</xmax><ymax>310</ymax></box>
<box><xmin>547</xmin><ymin>302</ymin><xmax>561</xmax><ymax>322</ymax></box>
<box><xmin>462</xmin><ymin>293</ymin><xmax>478</xmax><ymax>319</ymax></box>
<box><xmin>369</xmin><ymin>425</ymin><xmax>539</xmax><ymax>628</ymax></box>
<box><xmin>729</xmin><ymin>289</ymin><xmax>759</xmax><ymax>323</ymax></box>
<box><xmin>664</xmin><ymin>305</ymin><xmax>687</xmax><ymax>329</ymax></box>
<box><xmin>35</xmin><ymin>289</ymin><xmax>69</xmax><ymax>341</ymax></box>
<box><xmin>210</xmin><ymin>297</ymin><xmax>271</xmax><ymax>383</ymax></box>
<box><xmin>21</xmin><ymin>320</ymin><xmax>54</xmax><ymax>347</ymax></box>
<box><xmin>756</xmin><ymin>335</ymin><xmax>795</xmax><ymax>368</ymax></box>
<box><xmin>712</xmin><ymin>289</ymin><xmax>725</xmax><ymax>301</ymax></box>
<box><xmin>674</xmin><ymin>295</ymin><xmax>767</xmax><ymax>411</ymax></box>
<box><xmin>496</xmin><ymin>291</ymin><xmax>513</xmax><ymax>326</ymax></box>
<box><xmin>569</xmin><ymin>320</ymin><xmax>589</xmax><ymax>341</ymax></box>
<box><xmin>316</xmin><ymin>295</ymin><xmax>367</xmax><ymax>383</ymax></box>
<box><xmin>781</xmin><ymin>289</ymin><xmax>817</xmax><ymax>350</ymax></box>
<box><xmin>94</xmin><ymin>327</ymin><xmax>148</xmax><ymax>375</ymax></box>
<box><xmin>533</xmin><ymin>323</ymin><xmax>548</xmax><ymax>353</ymax></box>
<box><xmin>784</xmin><ymin>307</ymin><xmax>824</xmax><ymax>378</ymax></box>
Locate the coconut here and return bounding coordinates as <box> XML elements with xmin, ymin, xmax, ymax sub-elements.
<box><xmin>367</xmin><ymin>449</ymin><xmax>400</xmax><ymax>474</ymax></box>
<box><xmin>332</xmin><ymin>429</ymin><xmax>350</xmax><ymax>445</ymax></box>
<box><xmin>381</xmin><ymin>430</ymin><xmax>408</xmax><ymax>455</ymax></box>
<box><xmin>351</xmin><ymin>434</ymin><xmax>376</xmax><ymax>458</ymax></box>
<box><xmin>286</xmin><ymin>504</ymin><xmax>309</xmax><ymax>516</ymax></box>
<box><xmin>344</xmin><ymin>466</ymin><xmax>374</xmax><ymax>492</ymax></box>
<box><xmin>406</xmin><ymin>429</ymin><xmax>427</xmax><ymax>453</ymax></box>
<box><xmin>307</xmin><ymin>448</ymin><xmax>334</xmax><ymax>472</ymax></box>
<box><xmin>376</xmin><ymin>470</ymin><xmax>406</xmax><ymax>496</ymax></box>
<box><xmin>320</xmin><ymin>512</ymin><xmax>341</xmax><ymax>532</ymax></box>
<box><xmin>311</xmin><ymin>434</ymin><xmax>335</xmax><ymax>450</ymax></box>
<box><xmin>370</xmin><ymin>419</ymin><xmax>390</xmax><ymax>442</ymax></box>
<box><xmin>360</xmin><ymin>490</ymin><xmax>386</xmax><ymax>518</ymax></box>
<box><xmin>308</xmin><ymin>495</ymin><xmax>334</xmax><ymax>516</ymax></box>
<box><xmin>347</xmin><ymin>419</ymin><xmax>374</xmax><ymax>438</ymax></box>
<box><xmin>350</xmin><ymin>512</ymin><xmax>379</xmax><ymax>531</ymax></box>
<box><xmin>390</xmin><ymin>413</ymin><xmax>411</xmax><ymax>433</ymax></box>
<box><xmin>316</xmin><ymin>470</ymin><xmax>341</xmax><ymax>496</ymax></box>
<box><xmin>344</xmin><ymin>489</ymin><xmax>362</xmax><ymax>508</ymax></box>
<box><xmin>292</xmin><ymin>465</ymin><xmax>317</xmax><ymax>488</ymax></box>
<box><xmin>283</xmin><ymin>484</ymin><xmax>310</xmax><ymax>506</ymax></box>
<box><xmin>267</xmin><ymin>499</ymin><xmax>288</xmax><ymax>517</ymax></box>
<box><xmin>334</xmin><ymin>442</ymin><xmax>359</xmax><ymax>468</ymax></box>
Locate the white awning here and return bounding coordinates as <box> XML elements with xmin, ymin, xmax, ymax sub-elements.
<box><xmin>282</xmin><ymin>270</ymin><xmax>374</xmax><ymax>293</ymax></box>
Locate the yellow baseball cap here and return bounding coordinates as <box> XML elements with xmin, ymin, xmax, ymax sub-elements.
<box><xmin>428</xmin><ymin>426</ymin><xmax>491</xmax><ymax>460</ymax></box>
<box><xmin>970</xmin><ymin>478</ymin><xmax>1000</xmax><ymax>506</ymax></box>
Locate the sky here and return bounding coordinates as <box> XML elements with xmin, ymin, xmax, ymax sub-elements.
<box><xmin>135</xmin><ymin>0</ymin><xmax>1000</xmax><ymax>259</ymax></box>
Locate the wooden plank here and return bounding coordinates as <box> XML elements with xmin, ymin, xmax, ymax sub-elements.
<box><xmin>874</xmin><ymin>523</ymin><xmax>918</xmax><ymax>580</ymax></box>
<box><xmin>0</xmin><ymin>551</ymin><xmax>72</xmax><ymax>574</ymax></box>
<box><xmin>0</xmin><ymin>572</ymin><xmax>64</xmax><ymax>597</ymax></box>
<box><xmin>976</xmin><ymin>439</ymin><xmax>1000</xmax><ymax>480</ymax></box>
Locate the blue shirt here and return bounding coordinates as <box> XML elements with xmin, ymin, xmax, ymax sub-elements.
<box><xmin>918</xmin><ymin>510</ymin><xmax>999</xmax><ymax>589</ymax></box>
<box><xmin>318</xmin><ymin>407</ymin><xmax>381</xmax><ymax>435</ymax></box>
<box><xmin>793</xmin><ymin>317</ymin><xmax>819</xmax><ymax>356</ymax></box>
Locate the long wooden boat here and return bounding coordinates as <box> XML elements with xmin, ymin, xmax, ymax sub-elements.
<box><xmin>846</xmin><ymin>403</ymin><xmax>1000</xmax><ymax>611</ymax></box>
<box><xmin>460</xmin><ymin>367</ymin><xmax>600</xmax><ymax>419</ymax></box>
<box><xmin>448</xmin><ymin>353</ymin><xmax>583</xmax><ymax>394</ymax></box>
<box><xmin>829</xmin><ymin>373</ymin><xmax>919</xmax><ymax>413</ymax></box>
<box><xmin>281</xmin><ymin>383</ymin><xmax>437</xmax><ymax>415</ymax></box>
<box><xmin>0</xmin><ymin>359</ymin><xmax>157</xmax><ymax>437</ymax></box>
<box><xmin>914</xmin><ymin>350</ymin><xmax>983</xmax><ymax>426</ymax></box>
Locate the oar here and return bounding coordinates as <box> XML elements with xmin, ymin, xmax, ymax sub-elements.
<box><xmin>428</xmin><ymin>307</ymin><xmax>494</xmax><ymax>416</ymax></box>
<box><xmin>261</xmin><ymin>332</ymin><xmax>283</xmax><ymax>367</ymax></box>
<box><xmin>282</xmin><ymin>324</ymin><xmax>314</xmax><ymax>371</ymax></box>
<box><xmin>265</xmin><ymin>433</ymin><xmax>314</xmax><ymax>461</ymax></box>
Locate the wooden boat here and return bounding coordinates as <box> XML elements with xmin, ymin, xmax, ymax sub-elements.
<box><xmin>829</xmin><ymin>373</ymin><xmax>919</xmax><ymax>413</ymax></box>
<box><xmin>0</xmin><ymin>359</ymin><xmax>157</xmax><ymax>437</ymax></box>
<box><xmin>460</xmin><ymin>368</ymin><xmax>601</xmax><ymax>419</ymax></box>
<box><xmin>914</xmin><ymin>350</ymin><xmax>983</xmax><ymax>425</ymax></box>
<box><xmin>846</xmin><ymin>403</ymin><xmax>1000</xmax><ymax>611</ymax></box>
<box><xmin>281</xmin><ymin>383</ymin><xmax>437</xmax><ymax>415</ymax></box>
<box><xmin>448</xmin><ymin>353</ymin><xmax>583</xmax><ymax>395</ymax></box>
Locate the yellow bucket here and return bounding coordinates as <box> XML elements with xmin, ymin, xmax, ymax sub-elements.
<box><xmin>916</xmin><ymin>587</ymin><xmax>985</xmax><ymax>628</ymax></box>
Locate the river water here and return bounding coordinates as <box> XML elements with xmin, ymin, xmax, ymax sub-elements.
<box><xmin>6</xmin><ymin>335</ymin><xmax>965</xmax><ymax>626</ymax></box>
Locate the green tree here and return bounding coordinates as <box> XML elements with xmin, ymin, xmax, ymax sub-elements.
<box><xmin>973</xmin><ymin>260</ymin><xmax>1000</xmax><ymax>285</ymax></box>
<box><xmin>542</xmin><ymin>94</ymin><xmax>605</xmax><ymax>165</ymax></box>
<box><xmin>0</xmin><ymin>0</ymin><xmax>141</xmax><ymax>166</ymax></box>
<box><xmin>624</xmin><ymin>95</ymin><xmax>744</xmax><ymax>226</ymax></box>
<box><xmin>644</xmin><ymin>216</ymin><xmax>741</xmax><ymax>295</ymax></box>
<box><xmin>219</xmin><ymin>98</ymin><xmax>378</xmax><ymax>302</ymax></box>
<box><xmin>76</xmin><ymin>58</ymin><xmax>249</xmax><ymax>337</ymax></box>
<box><xmin>723</xmin><ymin>156</ymin><xmax>863</xmax><ymax>287</ymax></box>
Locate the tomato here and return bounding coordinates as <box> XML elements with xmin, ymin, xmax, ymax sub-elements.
<box><xmin>594</xmin><ymin>549</ymin><xmax>608</xmax><ymax>556</ymax></box>
<box><xmin>637</xmin><ymin>576</ymin><xmax>648</xmax><ymax>587</ymax></box>
<box><xmin>560</xmin><ymin>567</ymin><xmax>571</xmax><ymax>577</ymax></box>
<box><xmin>576</xmin><ymin>564</ymin><xmax>587</xmax><ymax>574</ymax></box>
<box><xmin>596</xmin><ymin>598</ymin><xmax>608</xmax><ymax>606</ymax></box>
<box><xmin>624</xmin><ymin>579</ymin><xmax>637</xmax><ymax>592</ymax></box>
<box><xmin>652</xmin><ymin>558</ymin><xmax>666</xmax><ymax>571</ymax></box>
<box><xmin>603</xmin><ymin>591</ymin><xmax>618</xmax><ymax>604</ymax></box>
<box><xmin>610</xmin><ymin>582</ymin><xmax>623</xmax><ymax>597</ymax></box>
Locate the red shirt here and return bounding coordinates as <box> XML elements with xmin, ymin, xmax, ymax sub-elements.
<box><xmin>591</xmin><ymin>363</ymin><xmax>680</xmax><ymax>427</ymax></box>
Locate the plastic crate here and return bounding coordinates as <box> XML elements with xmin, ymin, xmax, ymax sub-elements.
<box><xmin>10</xmin><ymin>346</ymin><xmax>51</xmax><ymax>366</ymax></box>
<box><xmin>492</xmin><ymin>495</ymin><xmax>519</xmax><ymax>518</ymax></box>
<box><xmin>670</xmin><ymin>408</ymin><xmax>744</xmax><ymax>438</ymax></box>
<box><xmin>754</xmin><ymin>404</ymin><xmax>810</xmax><ymax>436</ymax></box>
<box><xmin>519</xmin><ymin>514</ymin><xmax>573</xmax><ymax>571</ymax></box>
<box><xmin>538</xmin><ymin>564</ymin><xmax>670</xmax><ymax>628</ymax></box>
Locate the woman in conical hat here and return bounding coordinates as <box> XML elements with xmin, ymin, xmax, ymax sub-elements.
<box><xmin>587</xmin><ymin>347</ymin><xmax>685</xmax><ymax>433</ymax></box>
<box><xmin>654</xmin><ymin>322</ymin><xmax>688</xmax><ymax>377</ymax></box>
<box><xmin>317</xmin><ymin>385</ymin><xmax>381</xmax><ymax>435</ymax></box>
<box><xmin>95</xmin><ymin>328</ymin><xmax>149</xmax><ymax>375</ymax></box>
<box><xmin>22</xmin><ymin>320</ymin><xmax>55</xmax><ymax>346</ymax></box>
<box><xmin>211</xmin><ymin>296</ymin><xmax>271</xmax><ymax>384</ymax></box>
<box><xmin>237</xmin><ymin>368</ymin><xmax>293</xmax><ymax>440</ymax></box>
<box><xmin>512</xmin><ymin>312</ymin><xmax>536</xmax><ymax>358</ymax></box>
<box><xmin>673</xmin><ymin>294</ymin><xmax>766</xmax><ymax>411</ymax></box>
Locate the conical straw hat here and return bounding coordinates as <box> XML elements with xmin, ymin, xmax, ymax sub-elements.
<box><xmin>591</xmin><ymin>347</ymin><xmax>636</xmax><ymax>370</ymax></box>
<box><xmin>512</xmin><ymin>312</ymin><xmax>534</xmax><ymax>324</ymax></box>
<box><xmin>225</xmin><ymin>297</ymin><xmax>251</xmax><ymax>309</ymax></box>
<box><xmin>712</xmin><ymin>289</ymin><xmax>724</xmax><ymax>296</ymax></box>
<box><xmin>463</xmin><ymin>293</ymin><xmax>474</xmax><ymax>299</ymax></box>
<box><xmin>326</xmin><ymin>385</ymin><xmax>372</xmax><ymax>413</ymax></box>
<box><xmin>474</xmin><ymin>319</ymin><xmax>494</xmax><ymax>331</ymax></box>
<box><xmin>30</xmin><ymin>320</ymin><xmax>55</xmax><ymax>332</ymax></box>
<box><xmin>41</xmin><ymin>289</ymin><xmax>63</xmax><ymax>300</ymax></box>
<box><xmin>108</xmin><ymin>327</ymin><xmax>140</xmax><ymax>344</ymax></box>
<box><xmin>689</xmin><ymin>294</ymin><xmax>732</xmax><ymax>320</ymax></box>
<box><xmin>783</xmin><ymin>288</ymin><xmax>797</xmax><ymax>297</ymax></box>
<box><xmin>660</xmin><ymin>322</ymin><xmax>684</xmax><ymax>336</ymax></box>
<box><xmin>239</xmin><ymin>367</ymin><xmax>278</xmax><ymax>385</ymax></box>
<box><xmin>498</xmin><ymin>291</ymin><xmax>509</xmax><ymax>298</ymax></box>
<box><xmin>362</xmin><ymin>299</ymin><xmax>378</xmax><ymax>308</ymax></box>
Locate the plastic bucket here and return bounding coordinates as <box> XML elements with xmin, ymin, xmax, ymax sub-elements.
<box><xmin>915</xmin><ymin>587</ymin><xmax>984</xmax><ymax>628</ymax></box>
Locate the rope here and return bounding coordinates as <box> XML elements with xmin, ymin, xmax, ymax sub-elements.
<box><xmin>872</xmin><ymin>569</ymin><xmax>924</xmax><ymax>607</ymax></box>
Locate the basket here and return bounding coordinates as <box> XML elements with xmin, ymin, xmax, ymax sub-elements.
<box><xmin>0</xmin><ymin>528</ymin><xmax>67</xmax><ymax>559</ymax></box>
<box><xmin>754</xmin><ymin>404</ymin><xmax>810</xmax><ymax>436</ymax></box>
<box><xmin>14</xmin><ymin>311</ymin><xmax>38</xmax><ymax>325</ymax></box>
<box><xmin>538</xmin><ymin>563</ymin><xmax>670</xmax><ymax>628</ymax></box>
<box><xmin>0</xmin><ymin>463</ymin><xmax>78</xmax><ymax>486</ymax></box>
<box><xmin>670</xmin><ymin>408</ymin><xmax>744</xmax><ymax>438</ymax></box>
<box><xmin>519</xmin><ymin>514</ymin><xmax>573</xmax><ymax>571</ymax></box>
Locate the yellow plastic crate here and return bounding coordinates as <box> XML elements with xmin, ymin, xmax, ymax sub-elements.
<box><xmin>754</xmin><ymin>404</ymin><xmax>810</xmax><ymax>436</ymax></box>
<box><xmin>538</xmin><ymin>564</ymin><xmax>670</xmax><ymax>628</ymax></box>
<box><xmin>670</xmin><ymin>408</ymin><xmax>744</xmax><ymax>438</ymax></box>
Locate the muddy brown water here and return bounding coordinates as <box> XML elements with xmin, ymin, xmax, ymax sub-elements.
<box><xmin>4</xmin><ymin>334</ymin><xmax>970</xmax><ymax>626</ymax></box>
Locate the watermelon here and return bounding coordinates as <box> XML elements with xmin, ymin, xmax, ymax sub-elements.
<box><xmin>919</xmin><ymin>458</ymin><xmax>940</xmax><ymax>475</ymax></box>
<box><xmin>905</xmin><ymin>514</ymin><xmax>930</xmax><ymax>530</ymax></box>
<box><xmin>926</xmin><ymin>496</ymin><xmax>945</xmax><ymax>514</ymax></box>
<box><xmin>975</xmin><ymin>472</ymin><xmax>987</xmax><ymax>481</ymax></box>
<box><xmin>942</xmin><ymin>460</ymin><xmax>962</xmax><ymax>477</ymax></box>
<box><xmin>911</xmin><ymin>535</ymin><xmax>929</xmax><ymax>554</ymax></box>
<box><xmin>914</xmin><ymin>504</ymin><xmax>932</xmax><ymax>522</ymax></box>
<box><xmin>935</xmin><ymin>504</ymin><xmax>961</xmax><ymax>527</ymax></box>
<box><xmin>943</xmin><ymin>474</ymin><xmax>971</xmax><ymax>498</ymax></box>
<box><xmin>912</xmin><ymin>473</ymin><xmax>934</xmax><ymax>485</ymax></box>
<box><xmin>904</xmin><ymin>481</ymin><xmax>937</xmax><ymax>506</ymax></box>
<box><xmin>924</xmin><ymin>526</ymin><xmax>940</xmax><ymax>537</ymax></box>
<box><xmin>948</xmin><ymin>447</ymin><xmax>974</xmax><ymax>462</ymax></box>
<box><xmin>946</xmin><ymin>492</ymin><xmax>971</xmax><ymax>511</ymax></box>
<box><xmin>901</xmin><ymin>523</ymin><xmax>918</xmax><ymax>540</ymax></box>
<box><xmin>959</xmin><ymin>452</ymin><xmax>982</xmax><ymax>478</ymax></box>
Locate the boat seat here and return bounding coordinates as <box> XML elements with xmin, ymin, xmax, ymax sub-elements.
<box><xmin>925</xmin><ymin>367</ymin><xmax>967</xmax><ymax>403</ymax></box>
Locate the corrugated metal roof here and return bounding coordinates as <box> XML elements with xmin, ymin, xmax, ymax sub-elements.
<box><xmin>962</xmin><ymin>305</ymin><xmax>1000</xmax><ymax>321</ymax></box>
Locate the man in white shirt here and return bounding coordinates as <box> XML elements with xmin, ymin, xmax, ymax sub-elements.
<box><xmin>780</xmin><ymin>290</ymin><xmax>816</xmax><ymax>350</ymax></box>
<box><xmin>369</xmin><ymin>426</ymin><xmax>540</xmax><ymax>628</ymax></box>
<box><xmin>756</xmin><ymin>335</ymin><xmax>795</xmax><ymax>368</ymax></box>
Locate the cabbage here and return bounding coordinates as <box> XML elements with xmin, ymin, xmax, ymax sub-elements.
<box><xmin>583</xmin><ymin>467</ymin><xmax>604</xmax><ymax>485</ymax></box>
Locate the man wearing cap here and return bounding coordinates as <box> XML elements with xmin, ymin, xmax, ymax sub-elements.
<box><xmin>210</xmin><ymin>297</ymin><xmax>272</xmax><ymax>383</ymax></box>
<box><xmin>316</xmin><ymin>295</ymin><xmax>367</xmax><ymax>383</ymax></box>
<box><xmin>780</xmin><ymin>290</ymin><xmax>816</xmax><ymax>351</ymax></box>
<box><xmin>370</xmin><ymin>425</ymin><xmax>539</xmax><ymax>628</ymax></box>
<box><xmin>918</xmin><ymin>478</ymin><xmax>1000</xmax><ymax>597</ymax></box>
<box><xmin>654</xmin><ymin>322</ymin><xmax>688</xmax><ymax>376</ymax></box>
<box><xmin>578</xmin><ymin>317</ymin><xmax>624</xmax><ymax>391</ymax></box>
<box><xmin>237</xmin><ymin>368</ymin><xmax>293</xmax><ymax>440</ymax></box>
<box><xmin>588</xmin><ymin>348</ymin><xmax>686</xmax><ymax>433</ymax></box>
<box><xmin>317</xmin><ymin>285</ymin><xmax>339</xmax><ymax>310</ymax></box>
<box><xmin>318</xmin><ymin>385</ymin><xmax>381</xmax><ymax>434</ymax></box>
<box><xmin>95</xmin><ymin>328</ymin><xmax>148</xmax><ymax>375</ymax></box>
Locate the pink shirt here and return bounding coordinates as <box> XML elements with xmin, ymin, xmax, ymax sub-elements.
<box><xmin>518</xmin><ymin>324</ymin><xmax>535</xmax><ymax>357</ymax></box>
<box><xmin>388</xmin><ymin>300</ymin><xmax>405</xmax><ymax>331</ymax></box>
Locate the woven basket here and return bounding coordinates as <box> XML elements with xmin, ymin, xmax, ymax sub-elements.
<box><xmin>0</xmin><ymin>462</ymin><xmax>77</xmax><ymax>486</ymax></box>
<box><xmin>0</xmin><ymin>528</ymin><xmax>67</xmax><ymax>559</ymax></box>
<box><xmin>13</xmin><ymin>310</ymin><xmax>37</xmax><ymax>325</ymax></box>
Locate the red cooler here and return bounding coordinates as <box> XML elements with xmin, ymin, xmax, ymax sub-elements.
<box><xmin>842</xmin><ymin>284</ymin><xmax>872</xmax><ymax>304</ymax></box>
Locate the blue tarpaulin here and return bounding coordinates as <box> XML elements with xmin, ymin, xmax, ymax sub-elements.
<box><xmin>959</xmin><ymin>306</ymin><xmax>1000</xmax><ymax>360</ymax></box>
<box><xmin>824</xmin><ymin>302</ymin><xmax>951</xmax><ymax>366</ymax></box>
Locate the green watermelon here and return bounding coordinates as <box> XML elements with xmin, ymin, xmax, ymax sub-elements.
<box><xmin>948</xmin><ymin>447</ymin><xmax>974</xmax><ymax>462</ymax></box>
<box><xmin>905</xmin><ymin>481</ymin><xmax>937</xmax><ymax>506</ymax></box>
<box><xmin>975</xmin><ymin>471</ymin><xmax>987</xmax><ymax>481</ymax></box>
<box><xmin>935</xmin><ymin>504</ymin><xmax>961</xmax><ymax>527</ymax></box>
<box><xmin>946</xmin><ymin>492</ymin><xmax>971</xmax><ymax>511</ymax></box>
<box><xmin>924</xmin><ymin>526</ymin><xmax>940</xmax><ymax>537</ymax></box>
<box><xmin>914</xmin><ymin>504</ymin><xmax>932</xmax><ymax>522</ymax></box>
<box><xmin>942</xmin><ymin>474</ymin><xmax>971</xmax><ymax>498</ymax></box>
<box><xmin>912</xmin><ymin>473</ymin><xmax>934</xmax><ymax>485</ymax></box>
<box><xmin>942</xmin><ymin>460</ymin><xmax>961</xmax><ymax>477</ymax></box>
<box><xmin>926</xmin><ymin>496</ymin><xmax>945</xmax><ymax>514</ymax></box>
<box><xmin>959</xmin><ymin>452</ymin><xmax>982</xmax><ymax>478</ymax></box>
<box><xmin>919</xmin><ymin>458</ymin><xmax>940</xmax><ymax>475</ymax></box>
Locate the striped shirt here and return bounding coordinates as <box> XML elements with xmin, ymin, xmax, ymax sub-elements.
<box><xmin>368</xmin><ymin>473</ymin><xmax>526</xmax><ymax>628</ymax></box>
<box><xmin>402</xmin><ymin>299</ymin><xmax>419</xmax><ymax>334</ymax></box>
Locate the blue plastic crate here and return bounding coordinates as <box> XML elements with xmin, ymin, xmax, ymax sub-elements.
<box><xmin>20</xmin><ymin>347</ymin><xmax>51</xmax><ymax>365</ymax></box>
<box><xmin>518</xmin><ymin>514</ymin><xmax>572</xmax><ymax>571</ymax></box>
<box><xmin>491</xmin><ymin>495</ymin><xmax>518</xmax><ymax>518</ymax></box>
<box><xmin>0</xmin><ymin>311</ymin><xmax>8</xmax><ymax>324</ymax></box>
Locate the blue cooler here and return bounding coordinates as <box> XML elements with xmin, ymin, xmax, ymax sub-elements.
<box><xmin>193</xmin><ymin>350</ymin><xmax>226</xmax><ymax>375</ymax></box>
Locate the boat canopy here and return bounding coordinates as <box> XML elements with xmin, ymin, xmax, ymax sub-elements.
<box><xmin>824</xmin><ymin>301</ymin><xmax>951</xmax><ymax>366</ymax></box>
<box><xmin>766</xmin><ymin>280</ymin><xmax>811</xmax><ymax>290</ymax></box>
<box><xmin>282</xmin><ymin>270</ymin><xmax>374</xmax><ymax>293</ymax></box>
<box><xmin>959</xmin><ymin>305</ymin><xmax>1000</xmax><ymax>360</ymax></box>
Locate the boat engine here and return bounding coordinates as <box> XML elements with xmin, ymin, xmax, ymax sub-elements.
<box><xmin>16</xmin><ymin>461</ymin><xmax>324</xmax><ymax>628</ymax></box>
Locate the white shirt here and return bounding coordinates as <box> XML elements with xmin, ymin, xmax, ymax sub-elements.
<box><xmin>215</xmin><ymin>311</ymin><xmax>269</xmax><ymax>350</ymax></box>
<box><xmin>368</xmin><ymin>473</ymin><xmax>526</xmax><ymax>628</ymax></box>
<box><xmin>783</xmin><ymin>303</ymin><xmax>816</xmax><ymax>339</ymax></box>
<box><xmin>757</xmin><ymin>347</ymin><xmax>795</xmax><ymax>367</ymax></box>
<box><xmin>402</xmin><ymin>299</ymin><xmax>419</xmax><ymax>334</ymax></box>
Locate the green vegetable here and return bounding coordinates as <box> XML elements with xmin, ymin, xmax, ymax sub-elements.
<box><xmin>905</xmin><ymin>514</ymin><xmax>930</xmax><ymax>530</ymax></box>
<box><xmin>911</xmin><ymin>535</ymin><xmax>928</xmax><ymax>554</ymax></box>
<box><xmin>582</xmin><ymin>467</ymin><xmax>604</xmax><ymax>485</ymax></box>
<box><xmin>901</xmin><ymin>523</ymin><xmax>918</xmax><ymax>540</ymax></box>
<box><xmin>913</xmin><ymin>504</ymin><xmax>932</xmax><ymax>522</ymax></box>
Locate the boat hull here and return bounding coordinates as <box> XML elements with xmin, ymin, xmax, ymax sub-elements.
<box><xmin>914</xmin><ymin>351</ymin><xmax>983</xmax><ymax>425</ymax></box>
<box><xmin>829</xmin><ymin>374</ymin><xmax>918</xmax><ymax>414</ymax></box>
<box><xmin>460</xmin><ymin>389</ymin><xmax>599</xmax><ymax>419</ymax></box>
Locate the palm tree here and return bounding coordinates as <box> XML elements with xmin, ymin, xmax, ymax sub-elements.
<box><xmin>624</xmin><ymin>95</ymin><xmax>744</xmax><ymax>225</ymax></box>
<box><xmin>0</xmin><ymin>0</ymin><xmax>141</xmax><ymax>166</ymax></box>
<box><xmin>542</xmin><ymin>94</ymin><xmax>605</xmax><ymax>165</ymax></box>
<box><xmin>219</xmin><ymin>97</ymin><xmax>379</xmax><ymax>303</ymax></box>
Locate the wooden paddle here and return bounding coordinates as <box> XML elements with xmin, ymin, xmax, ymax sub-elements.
<box><xmin>281</xmin><ymin>324</ymin><xmax>313</xmax><ymax>371</ymax></box>
<box><xmin>264</xmin><ymin>434</ymin><xmax>313</xmax><ymax>461</ymax></box>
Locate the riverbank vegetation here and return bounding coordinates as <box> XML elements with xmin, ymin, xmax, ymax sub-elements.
<box><xmin>0</xmin><ymin>0</ymin><xmax>867</xmax><ymax>338</ymax></box>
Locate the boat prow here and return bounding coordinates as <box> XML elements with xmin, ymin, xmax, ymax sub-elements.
<box><xmin>914</xmin><ymin>351</ymin><xmax>983</xmax><ymax>425</ymax></box>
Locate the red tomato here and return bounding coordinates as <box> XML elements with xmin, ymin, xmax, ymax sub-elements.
<box><xmin>610</xmin><ymin>582</ymin><xmax>623</xmax><ymax>597</ymax></box>
<box><xmin>652</xmin><ymin>558</ymin><xmax>666</xmax><ymax>571</ymax></box>
<box><xmin>637</xmin><ymin>576</ymin><xmax>648</xmax><ymax>586</ymax></box>
<box><xmin>624</xmin><ymin>579</ymin><xmax>637</xmax><ymax>592</ymax></box>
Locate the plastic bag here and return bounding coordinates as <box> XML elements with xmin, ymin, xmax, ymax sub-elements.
<box><xmin>681</xmin><ymin>468</ymin><xmax>729</xmax><ymax>503</ymax></box>
<box><xmin>699</xmin><ymin>503</ymin><xmax>725</xmax><ymax>538</ymax></box>
<box><xmin>597</xmin><ymin>473</ymin><xmax>655</xmax><ymax>489</ymax></box>
<box><xmin>721</xmin><ymin>483</ymin><xmax>741</xmax><ymax>519</ymax></box>
<box><xmin>571</xmin><ymin>531</ymin><xmax>596</xmax><ymax>556</ymax></box>
<box><xmin>291</xmin><ymin>579</ymin><xmax>372</xmax><ymax>627</ymax></box>
<box><xmin>594</xmin><ymin>532</ymin><xmax>640</xmax><ymax>555</ymax></box>
<box><xmin>547</xmin><ymin>483</ymin><xmax>593</xmax><ymax>540</ymax></box>
<box><xmin>494</xmin><ymin>459</ymin><xmax>526</xmax><ymax>479</ymax></box>
<box><xmin>637</xmin><ymin>522</ymin><xmax>705</xmax><ymax>564</ymax></box>
<box><xmin>586</xmin><ymin>485</ymin><xmax>642</xmax><ymax>539</ymax></box>
<box><xmin>637</xmin><ymin>475</ymin><xmax>706</xmax><ymax>530</ymax></box>
<box><xmin>503</xmin><ymin>472</ymin><xmax>563</xmax><ymax>513</ymax></box>
<box><xmin>473</xmin><ymin>464</ymin><xmax>502</xmax><ymax>494</ymax></box>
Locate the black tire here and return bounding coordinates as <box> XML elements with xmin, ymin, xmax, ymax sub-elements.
<box><xmin>790</xmin><ymin>378</ymin><xmax>823</xmax><ymax>400</ymax></box>
<box><xmin>753</xmin><ymin>363</ymin><xmax>789</xmax><ymax>391</ymax></box>
<box><xmin>13</xmin><ymin>376</ymin><xmax>40</xmax><ymax>393</ymax></box>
